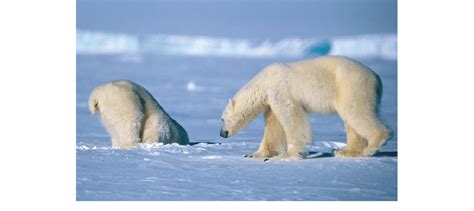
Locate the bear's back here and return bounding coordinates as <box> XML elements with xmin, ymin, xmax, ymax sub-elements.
<box><xmin>285</xmin><ymin>56</ymin><xmax>379</xmax><ymax>114</ymax></box>
<box><xmin>111</xmin><ymin>80</ymin><xmax>168</xmax><ymax>115</ymax></box>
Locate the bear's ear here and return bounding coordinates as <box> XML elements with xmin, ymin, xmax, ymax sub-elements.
<box><xmin>228</xmin><ymin>99</ymin><xmax>235</xmax><ymax>108</ymax></box>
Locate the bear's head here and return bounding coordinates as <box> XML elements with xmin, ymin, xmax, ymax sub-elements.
<box><xmin>220</xmin><ymin>99</ymin><xmax>247</xmax><ymax>138</ymax></box>
<box><xmin>220</xmin><ymin>80</ymin><xmax>267</xmax><ymax>138</ymax></box>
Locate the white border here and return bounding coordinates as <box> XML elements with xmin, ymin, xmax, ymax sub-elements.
<box><xmin>2</xmin><ymin>0</ymin><xmax>474</xmax><ymax>210</ymax></box>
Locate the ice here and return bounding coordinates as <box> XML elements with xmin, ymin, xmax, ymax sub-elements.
<box><xmin>330</xmin><ymin>34</ymin><xmax>397</xmax><ymax>60</ymax></box>
<box><xmin>201</xmin><ymin>155</ymin><xmax>223</xmax><ymax>159</ymax></box>
<box><xmin>76</xmin><ymin>30</ymin><xmax>139</xmax><ymax>54</ymax></box>
<box><xmin>76</xmin><ymin>30</ymin><xmax>396</xmax><ymax>60</ymax></box>
<box><xmin>321</xmin><ymin>141</ymin><xmax>346</xmax><ymax>150</ymax></box>
<box><xmin>186</xmin><ymin>81</ymin><xmax>204</xmax><ymax>92</ymax></box>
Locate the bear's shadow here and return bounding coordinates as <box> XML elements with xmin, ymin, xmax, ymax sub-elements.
<box><xmin>189</xmin><ymin>141</ymin><xmax>222</xmax><ymax>146</ymax></box>
<box><xmin>188</xmin><ymin>142</ymin><xmax>397</xmax><ymax>158</ymax></box>
<box><xmin>306</xmin><ymin>151</ymin><xmax>398</xmax><ymax>159</ymax></box>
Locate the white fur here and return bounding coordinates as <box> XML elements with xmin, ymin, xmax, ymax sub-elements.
<box><xmin>89</xmin><ymin>80</ymin><xmax>189</xmax><ymax>147</ymax></box>
<box><xmin>221</xmin><ymin>56</ymin><xmax>390</xmax><ymax>160</ymax></box>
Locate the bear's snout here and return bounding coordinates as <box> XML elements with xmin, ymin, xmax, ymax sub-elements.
<box><xmin>220</xmin><ymin>129</ymin><xmax>229</xmax><ymax>138</ymax></box>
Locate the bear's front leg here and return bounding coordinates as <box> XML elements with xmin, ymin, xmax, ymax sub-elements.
<box><xmin>266</xmin><ymin>150</ymin><xmax>305</xmax><ymax>161</ymax></box>
<box><xmin>244</xmin><ymin>150</ymin><xmax>274</xmax><ymax>159</ymax></box>
<box><xmin>265</xmin><ymin>128</ymin><xmax>311</xmax><ymax>161</ymax></box>
<box><xmin>260</xmin><ymin>88</ymin><xmax>313</xmax><ymax>161</ymax></box>
<box><xmin>244</xmin><ymin>137</ymin><xmax>279</xmax><ymax>159</ymax></box>
<box><xmin>245</xmin><ymin>109</ymin><xmax>287</xmax><ymax>159</ymax></box>
<box><xmin>244</xmin><ymin>138</ymin><xmax>284</xmax><ymax>159</ymax></box>
<box><xmin>269</xmin><ymin>101</ymin><xmax>312</xmax><ymax>161</ymax></box>
<box><xmin>279</xmin><ymin>153</ymin><xmax>305</xmax><ymax>161</ymax></box>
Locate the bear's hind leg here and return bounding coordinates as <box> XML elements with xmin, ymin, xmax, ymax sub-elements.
<box><xmin>114</xmin><ymin>116</ymin><xmax>143</xmax><ymax>148</ymax></box>
<box><xmin>113</xmin><ymin>91</ymin><xmax>145</xmax><ymax>148</ymax></box>
<box><xmin>105</xmin><ymin>120</ymin><xmax>139</xmax><ymax>148</ymax></box>
<box><xmin>363</xmin><ymin>125</ymin><xmax>390</xmax><ymax>157</ymax></box>
<box><xmin>245</xmin><ymin>109</ymin><xmax>287</xmax><ymax>159</ymax></box>
<box><xmin>141</xmin><ymin>115</ymin><xmax>160</xmax><ymax>144</ymax></box>
<box><xmin>347</xmin><ymin>114</ymin><xmax>390</xmax><ymax>157</ymax></box>
<box><xmin>334</xmin><ymin>122</ymin><xmax>368</xmax><ymax>157</ymax></box>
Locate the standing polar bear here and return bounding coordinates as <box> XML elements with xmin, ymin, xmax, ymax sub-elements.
<box><xmin>220</xmin><ymin>56</ymin><xmax>391</xmax><ymax>160</ymax></box>
<box><xmin>89</xmin><ymin>80</ymin><xmax>189</xmax><ymax>147</ymax></box>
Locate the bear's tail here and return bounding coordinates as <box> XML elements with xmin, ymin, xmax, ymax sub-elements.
<box><xmin>88</xmin><ymin>92</ymin><xmax>99</xmax><ymax>114</ymax></box>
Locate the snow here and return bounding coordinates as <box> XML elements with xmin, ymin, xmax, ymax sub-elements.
<box><xmin>77</xmin><ymin>0</ymin><xmax>397</xmax><ymax>201</ymax></box>
<box><xmin>76</xmin><ymin>140</ymin><xmax>396</xmax><ymax>200</ymax></box>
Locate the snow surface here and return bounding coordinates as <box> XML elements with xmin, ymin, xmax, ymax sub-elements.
<box><xmin>76</xmin><ymin>141</ymin><xmax>396</xmax><ymax>200</ymax></box>
<box><xmin>77</xmin><ymin>0</ymin><xmax>397</xmax><ymax>201</ymax></box>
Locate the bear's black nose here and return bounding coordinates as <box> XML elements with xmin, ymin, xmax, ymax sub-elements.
<box><xmin>220</xmin><ymin>129</ymin><xmax>228</xmax><ymax>138</ymax></box>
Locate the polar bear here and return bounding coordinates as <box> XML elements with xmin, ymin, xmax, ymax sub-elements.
<box><xmin>89</xmin><ymin>80</ymin><xmax>189</xmax><ymax>147</ymax></box>
<box><xmin>220</xmin><ymin>56</ymin><xmax>391</xmax><ymax>160</ymax></box>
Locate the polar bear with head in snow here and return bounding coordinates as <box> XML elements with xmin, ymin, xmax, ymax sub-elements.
<box><xmin>89</xmin><ymin>80</ymin><xmax>189</xmax><ymax>147</ymax></box>
<box><xmin>220</xmin><ymin>56</ymin><xmax>391</xmax><ymax>160</ymax></box>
